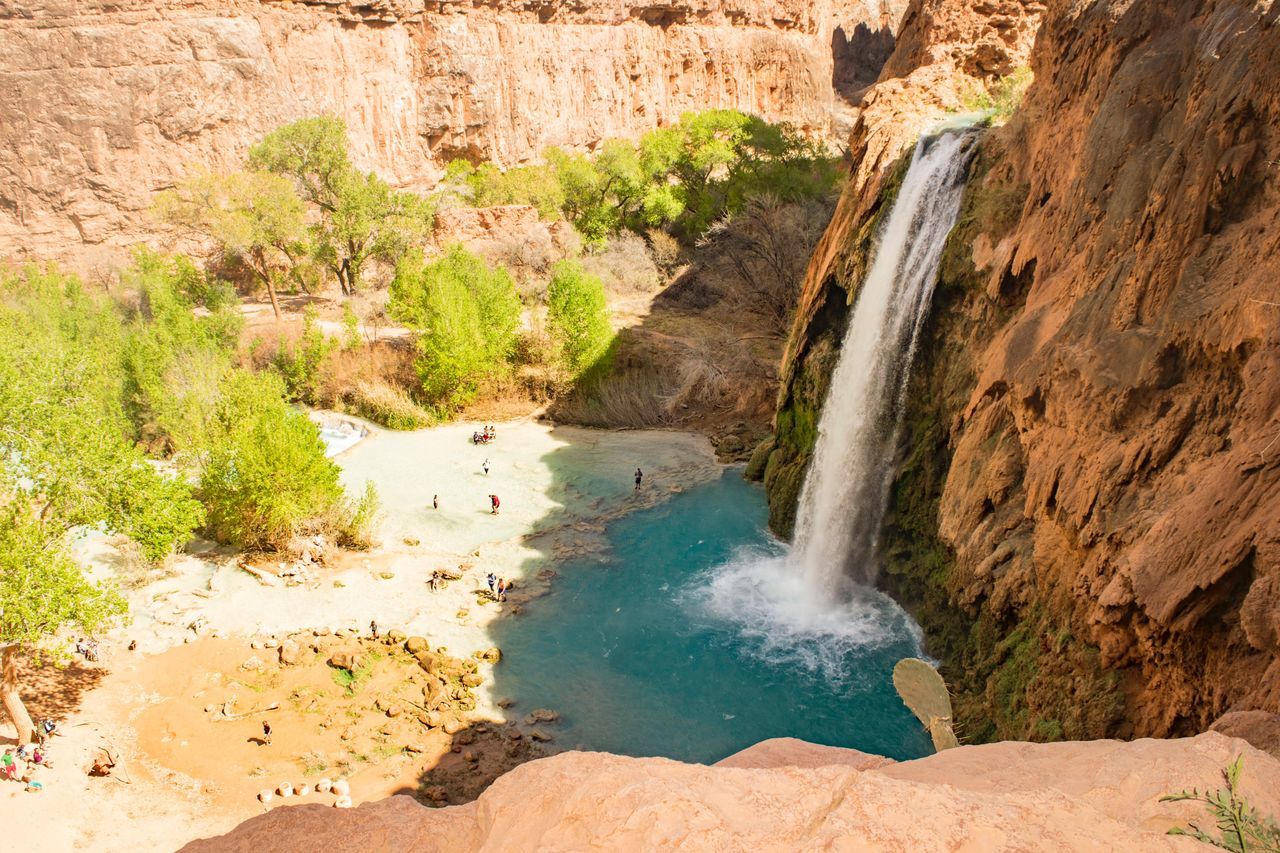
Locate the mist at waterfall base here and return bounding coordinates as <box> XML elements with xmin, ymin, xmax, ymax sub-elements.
<box><xmin>491</xmin><ymin>471</ymin><xmax>931</xmax><ymax>763</ymax></box>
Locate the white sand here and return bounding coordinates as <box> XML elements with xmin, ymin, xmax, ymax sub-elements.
<box><xmin>1</xmin><ymin>418</ymin><xmax>723</xmax><ymax>852</ymax></box>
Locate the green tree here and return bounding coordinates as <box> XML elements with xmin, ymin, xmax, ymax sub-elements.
<box><xmin>390</xmin><ymin>246</ymin><xmax>522</xmax><ymax>411</ymax></box>
<box><xmin>546</xmin><ymin>259</ymin><xmax>614</xmax><ymax>379</ymax></box>
<box><xmin>1</xmin><ymin>504</ymin><xmax>128</xmax><ymax>744</ymax></box>
<box><xmin>0</xmin><ymin>267</ymin><xmax>206</xmax><ymax>561</ymax></box>
<box><xmin>196</xmin><ymin>370</ymin><xmax>344</xmax><ymax>549</ymax></box>
<box><xmin>155</xmin><ymin>169</ymin><xmax>311</xmax><ymax>320</ymax></box>
<box><xmin>0</xmin><ymin>265</ymin><xmax>206</xmax><ymax>744</ymax></box>
<box><xmin>249</xmin><ymin>117</ymin><xmax>433</xmax><ymax>294</ymax></box>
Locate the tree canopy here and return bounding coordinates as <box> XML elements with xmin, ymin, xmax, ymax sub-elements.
<box><xmin>249</xmin><ymin>117</ymin><xmax>433</xmax><ymax>294</ymax></box>
<box><xmin>546</xmin><ymin>259</ymin><xmax>614</xmax><ymax>380</ymax></box>
<box><xmin>390</xmin><ymin>245</ymin><xmax>523</xmax><ymax>412</ymax></box>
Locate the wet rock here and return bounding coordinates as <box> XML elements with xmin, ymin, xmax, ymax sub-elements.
<box><xmin>529</xmin><ymin>729</ymin><xmax>553</xmax><ymax>743</ymax></box>
<box><xmin>422</xmin><ymin>786</ymin><xmax>448</xmax><ymax>803</ymax></box>
<box><xmin>473</xmin><ymin>647</ymin><xmax>501</xmax><ymax>663</ymax></box>
<box><xmin>463</xmin><ymin>751</ymin><xmax>477</xmax><ymax>763</ymax></box>
<box><xmin>443</xmin><ymin>718</ymin><xmax>464</xmax><ymax>735</ymax></box>
<box><xmin>497</xmin><ymin>697</ymin><xmax>516</xmax><ymax>709</ymax></box>
<box><xmin>456</xmin><ymin>730</ymin><xmax>476</xmax><ymax>746</ymax></box>
<box><xmin>524</xmin><ymin>709</ymin><xmax>560</xmax><ymax>725</ymax></box>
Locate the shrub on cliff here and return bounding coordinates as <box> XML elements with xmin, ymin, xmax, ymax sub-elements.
<box><xmin>389</xmin><ymin>245</ymin><xmax>522</xmax><ymax>412</ymax></box>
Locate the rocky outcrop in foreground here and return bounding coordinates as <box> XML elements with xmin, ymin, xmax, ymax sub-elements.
<box><xmin>0</xmin><ymin>0</ymin><xmax>904</xmax><ymax>266</ymax></box>
<box><xmin>183</xmin><ymin>733</ymin><xmax>1279</xmax><ymax>851</ymax></box>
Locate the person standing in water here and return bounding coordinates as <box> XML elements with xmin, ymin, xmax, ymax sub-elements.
<box><xmin>634</xmin><ymin>468</ymin><xmax>643</xmax><ymax>491</ymax></box>
<box><xmin>487</xmin><ymin>573</ymin><xmax>497</xmax><ymax>594</ymax></box>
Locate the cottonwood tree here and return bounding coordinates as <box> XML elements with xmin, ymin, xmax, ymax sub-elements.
<box><xmin>155</xmin><ymin>169</ymin><xmax>311</xmax><ymax>321</ymax></box>
<box><xmin>1</xmin><ymin>506</ymin><xmax>127</xmax><ymax>744</ymax></box>
<box><xmin>249</xmin><ymin>117</ymin><xmax>432</xmax><ymax>295</ymax></box>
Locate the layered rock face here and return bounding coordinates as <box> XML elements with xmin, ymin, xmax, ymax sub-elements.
<box><xmin>770</xmin><ymin>0</ymin><xmax>1280</xmax><ymax>742</ymax></box>
<box><xmin>183</xmin><ymin>733</ymin><xmax>1280</xmax><ymax>850</ymax></box>
<box><xmin>0</xmin><ymin>0</ymin><xmax>903</xmax><ymax>266</ymax></box>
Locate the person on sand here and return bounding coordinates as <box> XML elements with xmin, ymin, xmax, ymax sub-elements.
<box><xmin>487</xmin><ymin>573</ymin><xmax>497</xmax><ymax>594</ymax></box>
<box><xmin>2</xmin><ymin>749</ymin><xmax>15</xmax><ymax>780</ymax></box>
<box><xmin>489</xmin><ymin>494</ymin><xmax>500</xmax><ymax>515</ymax></box>
<box><xmin>634</xmin><ymin>468</ymin><xmax>643</xmax><ymax>491</ymax></box>
<box><xmin>433</xmin><ymin>494</ymin><xmax>439</xmax><ymax>510</ymax></box>
<box><xmin>483</xmin><ymin>458</ymin><xmax>490</xmax><ymax>476</ymax></box>
<box><xmin>262</xmin><ymin>721</ymin><xmax>272</xmax><ymax>746</ymax></box>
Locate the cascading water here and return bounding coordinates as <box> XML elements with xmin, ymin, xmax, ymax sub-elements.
<box><xmin>690</xmin><ymin>128</ymin><xmax>976</xmax><ymax>678</ymax></box>
<box><xmin>792</xmin><ymin>129</ymin><xmax>977</xmax><ymax>596</ymax></box>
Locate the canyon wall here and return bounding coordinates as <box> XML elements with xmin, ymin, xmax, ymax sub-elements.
<box><xmin>768</xmin><ymin>0</ymin><xmax>1280</xmax><ymax>743</ymax></box>
<box><xmin>183</xmin><ymin>733</ymin><xmax>1280</xmax><ymax>850</ymax></box>
<box><xmin>0</xmin><ymin>0</ymin><xmax>905</xmax><ymax>267</ymax></box>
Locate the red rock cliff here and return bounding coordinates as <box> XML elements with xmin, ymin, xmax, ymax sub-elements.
<box><xmin>771</xmin><ymin>0</ymin><xmax>1280</xmax><ymax>741</ymax></box>
<box><xmin>0</xmin><ymin>0</ymin><xmax>905</xmax><ymax>266</ymax></box>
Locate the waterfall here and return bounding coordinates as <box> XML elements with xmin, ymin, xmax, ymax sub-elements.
<box><xmin>790</xmin><ymin>129</ymin><xmax>977</xmax><ymax>597</ymax></box>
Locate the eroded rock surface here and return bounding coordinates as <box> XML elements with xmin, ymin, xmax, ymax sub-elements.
<box><xmin>771</xmin><ymin>0</ymin><xmax>1280</xmax><ymax>741</ymax></box>
<box><xmin>182</xmin><ymin>733</ymin><xmax>1279</xmax><ymax>851</ymax></box>
<box><xmin>0</xmin><ymin>0</ymin><xmax>906</xmax><ymax>266</ymax></box>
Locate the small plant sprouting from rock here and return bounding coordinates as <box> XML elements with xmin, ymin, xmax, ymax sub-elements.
<box><xmin>1161</xmin><ymin>755</ymin><xmax>1280</xmax><ymax>852</ymax></box>
<box><xmin>892</xmin><ymin>658</ymin><xmax>960</xmax><ymax>753</ymax></box>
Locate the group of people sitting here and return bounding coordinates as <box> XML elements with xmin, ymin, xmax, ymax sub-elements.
<box><xmin>2</xmin><ymin>723</ymin><xmax>55</xmax><ymax>793</ymax></box>
<box><xmin>471</xmin><ymin>425</ymin><xmax>497</xmax><ymax>445</ymax></box>
<box><xmin>74</xmin><ymin>638</ymin><xmax>99</xmax><ymax>662</ymax></box>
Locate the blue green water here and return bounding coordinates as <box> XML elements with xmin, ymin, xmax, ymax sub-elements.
<box><xmin>490</xmin><ymin>469</ymin><xmax>931</xmax><ymax>764</ymax></box>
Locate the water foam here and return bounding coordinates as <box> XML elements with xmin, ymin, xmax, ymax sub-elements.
<box><xmin>685</xmin><ymin>545</ymin><xmax>922</xmax><ymax>686</ymax></box>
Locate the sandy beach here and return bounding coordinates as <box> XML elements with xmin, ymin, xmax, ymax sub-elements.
<box><xmin>0</xmin><ymin>418</ymin><xmax>722</xmax><ymax>852</ymax></box>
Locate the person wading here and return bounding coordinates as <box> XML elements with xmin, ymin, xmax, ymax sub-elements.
<box><xmin>634</xmin><ymin>468</ymin><xmax>643</xmax><ymax>492</ymax></box>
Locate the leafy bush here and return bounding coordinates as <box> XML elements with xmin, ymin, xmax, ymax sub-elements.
<box><xmin>389</xmin><ymin>245</ymin><xmax>522</xmax><ymax>412</ymax></box>
<box><xmin>961</xmin><ymin>67</ymin><xmax>1034</xmax><ymax>121</ymax></box>
<box><xmin>197</xmin><ymin>370</ymin><xmax>345</xmax><ymax>549</ymax></box>
<box><xmin>273</xmin><ymin>305</ymin><xmax>338</xmax><ymax>403</ymax></box>
<box><xmin>1163</xmin><ymin>756</ymin><xmax>1280</xmax><ymax>852</ymax></box>
<box><xmin>0</xmin><ymin>265</ymin><xmax>205</xmax><ymax>562</ymax></box>
<box><xmin>546</xmin><ymin>259</ymin><xmax>614</xmax><ymax>380</ymax></box>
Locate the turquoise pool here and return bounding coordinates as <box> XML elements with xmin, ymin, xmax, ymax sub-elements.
<box><xmin>490</xmin><ymin>469</ymin><xmax>932</xmax><ymax>764</ymax></box>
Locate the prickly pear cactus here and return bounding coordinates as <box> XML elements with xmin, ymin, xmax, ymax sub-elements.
<box><xmin>893</xmin><ymin>657</ymin><xmax>960</xmax><ymax>752</ymax></box>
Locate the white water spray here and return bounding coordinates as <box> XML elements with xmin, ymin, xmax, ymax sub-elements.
<box><xmin>690</xmin><ymin>130</ymin><xmax>974</xmax><ymax>673</ymax></box>
<box><xmin>791</xmin><ymin>129</ymin><xmax>977</xmax><ymax>596</ymax></box>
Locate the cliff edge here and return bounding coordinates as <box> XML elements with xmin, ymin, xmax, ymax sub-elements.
<box><xmin>182</xmin><ymin>733</ymin><xmax>1280</xmax><ymax>851</ymax></box>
